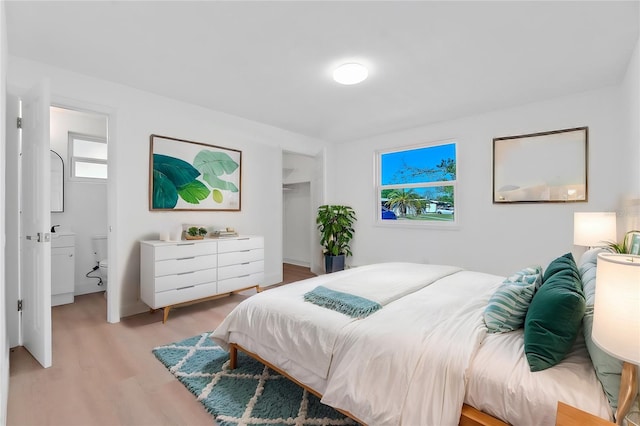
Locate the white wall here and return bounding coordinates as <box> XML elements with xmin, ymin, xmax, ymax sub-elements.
<box><xmin>283</xmin><ymin>152</ymin><xmax>315</xmax><ymax>184</ymax></box>
<box><xmin>50</xmin><ymin>107</ymin><xmax>109</xmax><ymax>296</ymax></box>
<box><xmin>8</xmin><ymin>56</ymin><xmax>329</xmax><ymax>318</ymax></box>
<box><xmin>620</xmin><ymin>34</ymin><xmax>640</xmax><ymax>233</ymax></box>
<box><xmin>623</xmin><ymin>35</ymin><xmax>639</xmax><ymax>195</ymax></box>
<box><xmin>327</xmin><ymin>85</ymin><xmax>633</xmax><ymax>276</ymax></box>
<box><xmin>0</xmin><ymin>0</ymin><xmax>8</xmax><ymax>422</ymax></box>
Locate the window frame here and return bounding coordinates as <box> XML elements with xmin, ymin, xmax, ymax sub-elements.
<box><xmin>375</xmin><ymin>139</ymin><xmax>458</xmax><ymax>228</ymax></box>
<box><xmin>68</xmin><ymin>131</ymin><xmax>108</xmax><ymax>182</ymax></box>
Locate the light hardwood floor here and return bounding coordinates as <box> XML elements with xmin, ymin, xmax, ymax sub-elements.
<box><xmin>7</xmin><ymin>263</ymin><xmax>314</xmax><ymax>426</ymax></box>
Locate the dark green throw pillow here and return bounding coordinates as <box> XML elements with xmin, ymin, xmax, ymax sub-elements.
<box><xmin>524</xmin><ymin>253</ymin><xmax>586</xmax><ymax>372</ymax></box>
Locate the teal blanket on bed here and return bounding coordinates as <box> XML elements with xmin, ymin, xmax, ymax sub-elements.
<box><xmin>303</xmin><ymin>285</ymin><xmax>382</xmax><ymax>318</ymax></box>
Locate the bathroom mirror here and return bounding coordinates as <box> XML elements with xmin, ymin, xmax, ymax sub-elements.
<box><xmin>51</xmin><ymin>150</ymin><xmax>64</xmax><ymax>212</ymax></box>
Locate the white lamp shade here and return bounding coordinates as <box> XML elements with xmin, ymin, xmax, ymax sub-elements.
<box><xmin>573</xmin><ymin>212</ymin><xmax>617</xmax><ymax>247</ymax></box>
<box><xmin>592</xmin><ymin>253</ymin><xmax>640</xmax><ymax>364</ymax></box>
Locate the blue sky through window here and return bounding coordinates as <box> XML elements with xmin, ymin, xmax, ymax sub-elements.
<box><xmin>381</xmin><ymin>143</ymin><xmax>455</xmax><ymax>185</ymax></box>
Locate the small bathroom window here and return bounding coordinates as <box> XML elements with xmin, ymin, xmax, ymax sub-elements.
<box><xmin>68</xmin><ymin>132</ymin><xmax>108</xmax><ymax>180</ymax></box>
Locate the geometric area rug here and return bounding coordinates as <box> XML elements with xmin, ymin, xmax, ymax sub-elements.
<box><xmin>152</xmin><ymin>332</ymin><xmax>356</xmax><ymax>426</ymax></box>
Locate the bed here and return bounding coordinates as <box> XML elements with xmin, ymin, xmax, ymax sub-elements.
<box><xmin>211</xmin><ymin>260</ymin><xmax>613</xmax><ymax>425</ymax></box>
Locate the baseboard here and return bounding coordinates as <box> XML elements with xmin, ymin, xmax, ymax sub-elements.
<box><xmin>75</xmin><ymin>282</ymin><xmax>105</xmax><ymax>296</ymax></box>
<box><xmin>283</xmin><ymin>258</ymin><xmax>310</xmax><ymax>268</ymax></box>
<box><xmin>120</xmin><ymin>300</ymin><xmax>149</xmax><ymax>318</ymax></box>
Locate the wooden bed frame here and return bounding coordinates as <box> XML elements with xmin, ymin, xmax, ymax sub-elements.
<box><xmin>229</xmin><ymin>343</ymin><xmax>508</xmax><ymax>426</ymax></box>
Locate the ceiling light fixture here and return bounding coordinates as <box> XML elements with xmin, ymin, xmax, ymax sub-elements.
<box><xmin>333</xmin><ymin>63</ymin><xmax>368</xmax><ymax>85</ymax></box>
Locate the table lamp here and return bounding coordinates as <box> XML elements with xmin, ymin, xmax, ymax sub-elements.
<box><xmin>593</xmin><ymin>253</ymin><xmax>640</xmax><ymax>425</ymax></box>
<box><xmin>574</xmin><ymin>212</ymin><xmax>617</xmax><ymax>248</ymax></box>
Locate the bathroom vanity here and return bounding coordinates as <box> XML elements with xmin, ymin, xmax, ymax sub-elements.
<box><xmin>51</xmin><ymin>231</ymin><xmax>75</xmax><ymax>306</ymax></box>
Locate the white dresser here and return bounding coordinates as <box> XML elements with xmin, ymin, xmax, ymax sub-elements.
<box><xmin>51</xmin><ymin>232</ymin><xmax>75</xmax><ymax>306</ymax></box>
<box><xmin>140</xmin><ymin>235</ymin><xmax>264</xmax><ymax>322</ymax></box>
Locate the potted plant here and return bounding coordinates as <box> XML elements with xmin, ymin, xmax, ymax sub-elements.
<box><xmin>186</xmin><ymin>226</ymin><xmax>208</xmax><ymax>240</ymax></box>
<box><xmin>606</xmin><ymin>230</ymin><xmax>640</xmax><ymax>253</ymax></box>
<box><xmin>316</xmin><ymin>205</ymin><xmax>357</xmax><ymax>273</ymax></box>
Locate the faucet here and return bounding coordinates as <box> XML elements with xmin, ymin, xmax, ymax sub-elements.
<box><xmin>51</xmin><ymin>225</ymin><xmax>60</xmax><ymax>233</ymax></box>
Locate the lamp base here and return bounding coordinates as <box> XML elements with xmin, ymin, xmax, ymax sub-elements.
<box><xmin>616</xmin><ymin>362</ymin><xmax>638</xmax><ymax>425</ymax></box>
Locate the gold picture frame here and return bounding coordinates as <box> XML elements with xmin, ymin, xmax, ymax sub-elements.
<box><xmin>493</xmin><ymin>127</ymin><xmax>588</xmax><ymax>203</ymax></box>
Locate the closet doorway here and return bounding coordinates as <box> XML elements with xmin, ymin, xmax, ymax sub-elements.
<box><xmin>282</xmin><ymin>151</ymin><xmax>323</xmax><ymax>274</ymax></box>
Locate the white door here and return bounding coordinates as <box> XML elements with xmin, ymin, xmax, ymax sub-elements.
<box><xmin>20</xmin><ymin>80</ymin><xmax>52</xmax><ymax>368</ymax></box>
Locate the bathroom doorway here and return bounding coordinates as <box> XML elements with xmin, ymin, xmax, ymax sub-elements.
<box><xmin>49</xmin><ymin>106</ymin><xmax>110</xmax><ymax>315</ymax></box>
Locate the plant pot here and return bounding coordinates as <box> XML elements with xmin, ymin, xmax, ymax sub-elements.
<box><xmin>185</xmin><ymin>235</ymin><xmax>204</xmax><ymax>240</ymax></box>
<box><xmin>324</xmin><ymin>254</ymin><xmax>345</xmax><ymax>274</ymax></box>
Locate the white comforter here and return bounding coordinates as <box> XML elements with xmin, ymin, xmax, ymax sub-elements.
<box><xmin>212</xmin><ymin>263</ymin><xmax>502</xmax><ymax>425</ymax></box>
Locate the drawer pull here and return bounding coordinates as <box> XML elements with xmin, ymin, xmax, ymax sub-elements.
<box><xmin>177</xmin><ymin>285</ymin><xmax>195</xmax><ymax>291</ymax></box>
<box><xmin>240</xmin><ymin>249</ymin><xmax>251</xmax><ymax>252</ymax></box>
<box><xmin>238</xmin><ymin>274</ymin><xmax>250</xmax><ymax>278</ymax></box>
<box><xmin>238</xmin><ymin>238</ymin><xmax>250</xmax><ymax>241</ymax></box>
<box><xmin>241</xmin><ymin>262</ymin><xmax>250</xmax><ymax>265</ymax></box>
<box><xmin>177</xmin><ymin>256</ymin><xmax>195</xmax><ymax>261</ymax></box>
<box><xmin>177</xmin><ymin>271</ymin><xmax>195</xmax><ymax>276</ymax></box>
<box><xmin>177</xmin><ymin>243</ymin><xmax>195</xmax><ymax>246</ymax></box>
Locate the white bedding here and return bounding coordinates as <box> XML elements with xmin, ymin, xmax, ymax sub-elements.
<box><xmin>212</xmin><ymin>262</ymin><xmax>611</xmax><ymax>426</ymax></box>
<box><xmin>212</xmin><ymin>262</ymin><xmax>461</xmax><ymax>379</ymax></box>
<box><xmin>465</xmin><ymin>328</ymin><xmax>612</xmax><ymax>425</ymax></box>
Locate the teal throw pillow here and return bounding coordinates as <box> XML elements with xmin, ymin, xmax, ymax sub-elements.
<box><xmin>484</xmin><ymin>266</ymin><xmax>542</xmax><ymax>333</ymax></box>
<box><xmin>524</xmin><ymin>253</ymin><xmax>586</xmax><ymax>372</ymax></box>
<box><xmin>578</xmin><ymin>247</ymin><xmax>604</xmax><ymax>303</ymax></box>
<box><xmin>578</xmin><ymin>248</ymin><xmax>622</xmax><ymax>411</ymax></box>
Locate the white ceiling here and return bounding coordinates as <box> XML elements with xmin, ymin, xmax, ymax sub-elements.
<box><xmin>5</xmin><ymin>1</ymin><xmax>639</xmax><ymax>143</ymax></box>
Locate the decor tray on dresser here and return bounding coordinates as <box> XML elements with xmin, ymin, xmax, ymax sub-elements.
<box><xmin>140</xmin><ymin>235</ymin><xmax>264</xmax><ymax>323</ymax></box>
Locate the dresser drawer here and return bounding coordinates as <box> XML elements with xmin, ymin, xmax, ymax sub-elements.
<box><xmin>154</xmin><ymin>282</ymin><xmax>218</xmax><ymax>307</ymax></box>
<box><xmin>217</xmin><ymin>237</ymin><xmax>263</xmax><ymax>253</ymax></box>
<box><xmin>154</xmin><ymin>254</ymin><xmax>217</xmax><ymax>277</ymax></box>
<box><xmin>154</xmin><ymin>241</ymin><xmax>217</xmax><ymax>261</ymax></box>
<box><xmin>154</xmin><ymin>268</ymin><xmax>216</xmax><ymax>292</ymax></box>
<box><xmin>218</xmin><ymin>248</ymin><xmax>264</xmax><ymax>267</ymax></box>
<box><xmin>218</xmin><ymin>260</ymin><xmax>264</xmax><ymax>281</ymax></box>
<box><xmin>218</xmin><ymin>271</ymin><xmax>264</xmax><ymax>293</ymax></box>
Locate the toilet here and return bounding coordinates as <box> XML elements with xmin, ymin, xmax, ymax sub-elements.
<box><xmin>91</xmin><ymin>235</ymin><xmax>108</xmax><ymax>286</ymax></box>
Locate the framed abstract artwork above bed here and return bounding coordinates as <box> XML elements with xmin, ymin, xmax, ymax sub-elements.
<box><xmin>493</xmin><ymin>126</ymin><xmax>588</xmax><ymax>203</ymax></box>
<box><xmin>149</xmin><ymin>134</ymin><xmax>242</xmax><ymax>211</ymax></box>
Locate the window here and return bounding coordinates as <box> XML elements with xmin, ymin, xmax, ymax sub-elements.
<box><xmin>377</xmin><ymin>141</ymin><xmax>457</xmax><ymax>224</ymax></box>
<box><xmin>68</xmin><ymin>132</ymin><xmax>107</xmax><ymax>180</ymax></box>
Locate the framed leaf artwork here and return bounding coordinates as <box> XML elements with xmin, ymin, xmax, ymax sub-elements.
<box><xmin>149</xmin><ymin>134</ymin><xmax>241</xmax><ymax>211</ymax></box>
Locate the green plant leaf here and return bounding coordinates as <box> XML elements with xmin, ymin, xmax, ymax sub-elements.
<box><xmin>316</xmin><ymin>205</ymin><xmax>357</xmax><ymax>257</ymax></box>
<box><xmin>153</xmin><ymin>154</ymin><xmax>200</xmax><ymax>187</ymax></box>
<box><xmin>212</xmin><ymin>189</ymin><xmax>223</xmax><ymax>203</ymax></box>
<box><xmin>152</xmin><ymin>170</ymin><xmax>179</xmax><ymax>209</ymax></box>
<box><xmin>177</xmin><ymin>180</ymin><xmax>210</xmax><ymax>204</ymax></box>
<box><xmin>202</xmin><ymin>173</ymin><xmax>239</xmax><ymax>192</ymax></box>
<box><xmin>193</xmin><ymin>150</ymin><xmax>239</xmax><ymax>177</ymax></box>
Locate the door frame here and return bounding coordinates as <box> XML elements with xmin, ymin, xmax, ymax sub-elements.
<box><xmin>281</xmin><ymin>147</ymin><xmax>326</xmax><ymax>276</ymax></box>
<box><xmin>51</xmin><ymin>95</ymin><xmax>119</xmax><ymax>323</ymax></box>
<box><xmin>5</xmin><ymin>91</ymin><xmax>21</xmax><ymax>347</ymax></box>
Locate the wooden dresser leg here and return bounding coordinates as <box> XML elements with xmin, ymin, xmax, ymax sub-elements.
<box><xmin>162</xmin><ymin>306</ymin><xmax>171</xmax><ymax>324</ymax></box>
<box><xmin>229</xmin><ymin>344</ymin><xmax>237</xmax><ymax>369</ymax></box>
